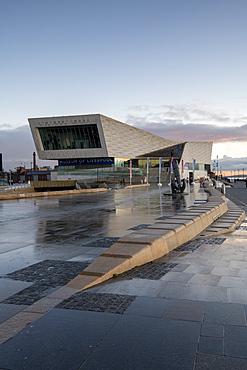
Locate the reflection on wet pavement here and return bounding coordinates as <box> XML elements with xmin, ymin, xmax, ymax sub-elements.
<box><xmin>0</xmin><ymin>184</ymin><xmax>206</xmax><ymax>275</ymax></box>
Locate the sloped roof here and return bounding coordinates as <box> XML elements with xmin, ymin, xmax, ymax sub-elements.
<box><xmin>137</xmin><ymin>142</ymin><xmax>186</xmax><ymax>158</ymax></box>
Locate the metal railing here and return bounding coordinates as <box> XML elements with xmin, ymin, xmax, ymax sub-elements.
<box><xmin>0</xmin><ymin>183</ymin><xmax>31</xmax><ymax>191</ymax></box>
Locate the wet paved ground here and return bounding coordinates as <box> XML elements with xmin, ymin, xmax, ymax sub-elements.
<box><xmin>0</xmin><ymin>183</ymin><xmax>203</xmax><ymax>275</ymax></box>
<box><xmin>1</xmin><ymin>182</ymin><xmax>247</xmax><ymax>369</ymax></box>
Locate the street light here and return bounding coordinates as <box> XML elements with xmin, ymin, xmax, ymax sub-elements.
<box><xmin>9</xmin><ymin>170</ymin><xmax>12</xmax><ymax>186</ymax></box>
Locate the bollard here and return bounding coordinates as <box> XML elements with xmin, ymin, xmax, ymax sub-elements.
<box><xmin>221</xmin><ymin>183</ymin><xmax>226</xmax><ymax>194</ymax></box>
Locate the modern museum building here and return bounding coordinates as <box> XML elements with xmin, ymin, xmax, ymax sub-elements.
<box><xmin>28</xmin><ymin>114</ymin><xmax>212</xmax><ymax>184</ymax></box>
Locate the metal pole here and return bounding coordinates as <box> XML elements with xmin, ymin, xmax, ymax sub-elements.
<box><xmin>146</xmin><ymin>157</ymin><xmax>150</xmax><ymax>184</ymax></box>
<box><xmin>158</xmin><ymin>157</ymin><xmax>162</xmax><ymax>186</ymax></box>
<box><xmin>129</xmin><ymin>160</ymin><xmax>132</xmax><ymax>186</ymax></box>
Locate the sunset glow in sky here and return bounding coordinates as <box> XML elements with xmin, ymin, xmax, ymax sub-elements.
<box><xmin>1</xmin><ymin>0</ymin><xmax>247</xmax><ymax>170</ymax></box>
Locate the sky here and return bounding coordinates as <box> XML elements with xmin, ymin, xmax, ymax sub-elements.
<box><xmin>1</xmin><ymin>0</ymin><xmax>247</xmax><ymax>171</ymax></box>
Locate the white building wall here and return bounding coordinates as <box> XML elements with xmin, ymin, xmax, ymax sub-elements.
<box><xmin>100</xmin><ymin>115</ymin><xmax>179</xmax><ymax>158</ymax></box>
<box><xmin>181</xmin><ymin>142</ymin><xmax>212</xmax><ymax>164</ymax></box>
<box><xmin>180</xmin><ymin>141</ymin><xmax>213</xmax><ymax>180</ymax></box>
<box><xmin>28</xmin><ymin>114</ymin><xmax>108</xmax><ymax>160</ymax></box>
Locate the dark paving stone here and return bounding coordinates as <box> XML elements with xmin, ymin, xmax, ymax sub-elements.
<box><xmin>175</xmin><ymin>238</ymin><xmax>226</xmax><ymax>252</ymax></box>
<box><xmin>175</xmin><ymin>238</ymin><xmax>205</xmax><ymax>252</ymax></box>
<box><xmin>204</xmin><ymin>302</ymin><xmax>247</xmax><ymax>326</ymax></box>
<box><xmin>236</xmin><ymin>225</ymin><xmax>247</xmax><ymax>230</ymax></box>
<box><xmin>81</xmin><ymin>315</ymin><xmax>201</xmax><ymax>370</ymax></box>
<box><xmin>163</xmin><ymin>299</ymin><xmax>205</xmax><ymax>322</ymax></box>
<box><xmin>155</xmin><ymin>215</ymin><xmax>172</xmax><ymax>220</ymax></box>
<box><xmin>198</xmin><ymin>336</ymin><xmax>224</xmax><ymax>356</ymax></box>
<box><xmin>2</xmin><ymin>284</ymin><xmax>60</xmax><ymax>305</ymax></box>
<box><xmin>5</xmin><ymin>260</ymin><xmax>90</xmax><ymax>284</ymax></box>
<box><xmin>176</xmin><ymin>238</ymin><xmax>226</xmax><ymax>253</ymax></box>
<box><xmin>203</xmin><ymin>237</ymin><xmax>226</xmax><ymax>245</ymax></box>
<box><xmin>0</xmin><ymin>309</ymin><xmax>119</xmax><ymax>370</ymax></box>
<box><xmin>128</xmin><ymin>224</ymin><xmax>152</xmax><ymax>230</ymax></box>
<box><xmin>0</xmin><ymin>303</ymin><xmax>28</xmax><ymax>324</ymax></box>
<box><xmin>201</xmin><ymin>323</ymin><xmax>224</xmax><ymax>338</ymax></box>
<box><xmin>2</xmin><ymin>260</ymin><xmax>90</xmax><ymax>305</ymax></box>
<box><xmin>195</xmin><ymin>353</ymin><xmax>247</xmax><ymax>370</ymax></box>
<box><xmin>56</xmin><ymin>292</ymin><xmax>136</xmax><ymax>314</ymax></box>
<box><xmin>124</xmin><ymin>296</ymin><xmax>170</xmax><ymax>317</ymax></box>
<box><xmin>225</xmin><ymin>325</ymin><xmax>247</xmax><ymax>358</ymax></box>
<box><xmin>122</xmin><ymin>261</ymin><xmax>177</xmax><ymax>280</ymax></box>
<box><xmin>84</xmin><ymin>237</ymin><xmax>120</xmax><ymax>248</ymax></box>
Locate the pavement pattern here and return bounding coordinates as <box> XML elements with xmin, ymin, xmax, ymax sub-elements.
<box><xmin>0</xmin><ymin>182</ymin><xmax>247</xmax><ymax>369</ymax></box>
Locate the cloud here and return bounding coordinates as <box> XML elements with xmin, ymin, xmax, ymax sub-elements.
<box><xmin>212</xmin><ymin>155</ymin><xmax>247</xmax><ymax>172</ymax></box>
<box><xmin>125</xmin><ymin>103</ymin><xmax>247</xmax><ymax>143</ymax></box>
<box><xmin>0</xmin><ymin>125</ymin><xmax>57</xmax><ymax>170</ymax></box>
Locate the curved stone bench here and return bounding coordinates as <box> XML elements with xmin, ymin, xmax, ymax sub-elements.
<box><xmin>66</xmin><ymin>184</ymin><xmax>236</xmax><ymax>291</ymax></box>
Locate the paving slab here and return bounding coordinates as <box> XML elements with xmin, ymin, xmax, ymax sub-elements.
<box><xmin>195</xmin><ymin>353</ymin><xmax>247</xmax><ymax>370</ymax></box>
<box><xmin>95</xmin><ymin>278</ymin><xmax>166</xmax><ymax>297</ymax></box>
<box><xmin>124</xmin><ymin>296</ymin><xmax>170</xmax><ymax>317</ymax></box>
<box><xmin>0</xmin><ymin>184</ymin><xmax>247</xmax><ymax>369</ymax></box>
<box><xmin>203</xmin><ymin>301</ymin><xmax>247</xmax><ymax>326</ymax></box>
<box><xmin>0</xmin><ymin>303</ymin><xmax>28</xmax><ymax>324</ymax></box>
<box><xmin>0</xmin><ymin>309</ymin><xmax>119</xmax><ymax>370</ymax></box>
<box><xmin>81</xmin><ymin>314</ymin><xmax>201</xmax><ymax>370</ymax></box>
<box><xmin>0</xmin><ymin>278</ymin><xmax>33</xmax><ymax>301</ymax></box>
<box><xmin>225</xmin><ymin>325</ymin><xmax>247</xmax><ymax>358</ymax></box>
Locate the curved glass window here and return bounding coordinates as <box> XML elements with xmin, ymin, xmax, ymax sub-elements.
<box><xmin>38</xmin><ymin>124</ymin><xmax>101</xmax><ymax>150</ymax></box>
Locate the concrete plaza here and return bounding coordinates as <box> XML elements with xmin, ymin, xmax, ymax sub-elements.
<box><xmin>0</xmin><ymin>183</ymin><xmax>247</xmax><ymax>369</ymax></box>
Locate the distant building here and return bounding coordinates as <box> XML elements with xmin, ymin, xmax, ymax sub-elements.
<box><xmin>28</xmin><ymin>114</ymin><xmax>212</xmax><ymax>183</ymax></box>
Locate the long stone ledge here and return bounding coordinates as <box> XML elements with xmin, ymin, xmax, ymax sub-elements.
<box><xmin>0</xmin><ymin>187</ymin><xmax>108</xmax><ymax>200</ymax></box>
<box><xmin>66</xmin><ymin>184</ymin><xmax>245</xmax><ymax>291</ymax></box>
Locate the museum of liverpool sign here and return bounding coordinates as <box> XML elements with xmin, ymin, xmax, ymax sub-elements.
<box><xmin>58</xmin><ymin>158</ymin><xmax>115</xmax><ymax>166</ymax></box>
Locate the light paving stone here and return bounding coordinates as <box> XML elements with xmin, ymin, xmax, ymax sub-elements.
<box><xmin>182</xmin><ymin>257</ymin><xmax>230</xmax><ymax>268</ymax></box>
<box><xmin>229</xmin><ymin>260</ymin><xmax>247</xmax><ymax>269</ymax></box>
<box><xmin>185</xmin><ymin>252</ymin><xmax>223</xmax><ymax>261</ymax></box>
<box><xmin>211</xmin><ymin>266</ymin><xmax>240</xmax><ymax>277</ymax></box>
<box><xmin>24</xmin><ymin>297</ymin><xmax>64</xmax><ymax>314</ymax></box>
<box><xmin>158</xmin><ymin>282</ymin><xmax>228</xmax><ymax>302</ymax></box>
<box><xmin>198</xmin><ymin>245</ymin><xmax>222</xmax><ymax>253</ymax></box>
<box><xmin>183</xmin><ymin>265</ymin><xmax>214</xmax><ymax>275</ymax></box>
<box><xmin>220</xmin><ymin>254</ymin><xmax>245</xmax><ymax>261</ymax></box>
<box><xmin>218</xmin><ymin>276</ymin><xmax>247</xmax><ymax>289</ymax></box>
<box><xmin>227</xmin><ymin>288</ymin><xmax>247</xmax><ymax>304</ymax></box>
<box><xmin>94</xmin><ymin>278</ymin><xmax>167</xmax><ymax>297</ymax></box>
<box><xmin>171</xmin><ymin>263</ymin><xmax>191</xmax><ymax>272</ymax></box>
<box><xmin>188</xmin><ymin>273</ymin><xmax>221</xmax><ymax>286</ymax></box>
<box><xmin>238</xmin><ymin>269</ymin><xmax>247</xmax><ymax>278</ymax></box>
<box><xmin>160</xmin><ymin>271</ymin><xmax>195</xmax><ymax>283</ymax></box>
<box><xmin>47</xmin><ymin>286</ymin><xmax>79</xmax><ymax>299</ymax></box>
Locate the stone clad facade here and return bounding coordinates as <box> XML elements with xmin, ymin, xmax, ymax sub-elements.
<box><xmin>28</xmin><ymin>113</ymin><xmax>212</xmax><ymax>182</ymax></box>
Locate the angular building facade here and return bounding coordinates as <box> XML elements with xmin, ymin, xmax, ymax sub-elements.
<box><xmin>28</xmin><ymin>114</ymin><xmax>212</xmax><ymax>183</ymax></box>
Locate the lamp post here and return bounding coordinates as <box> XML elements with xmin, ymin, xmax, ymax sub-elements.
<box><xmin>158</xmin><ymin>157</ymin><xmax>162</xmax><ymax>186</ymax></box>
<box><xmin>9</xmin><ymin>170</ymin><xmax>12</xmax><ymax>186</ymax></box>
<box><xmin>129</xmin><ymin>160</ymin><xmax>132</xmax><ymax>186</ymax></box>
<box><xmin>146</xmin><ymin>157</ymin><xmax>150</xmax><ymax>184</ymax></box>
<box><xmin>216</xmin><ymin>155</ymin><xmax>218</xmax><ymax>179</ymax></box>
